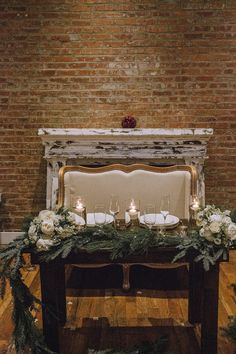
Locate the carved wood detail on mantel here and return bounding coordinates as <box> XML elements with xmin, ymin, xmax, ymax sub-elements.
<box><xmin>38</xmin><ymin>128</ymin><xmax>213</xmax><ymax>209</ymax></box>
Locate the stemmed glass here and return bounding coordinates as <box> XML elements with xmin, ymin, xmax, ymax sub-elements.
<box><xmin>109</xmin><ymin>195</ymin><xmax>120</xmax><ymax>228</ymax></box>
<box><xmin>143</xmin><ymin>204</ymin><xmax>156</xmax><ymax>231</ymax></box>
<box><xmin>160</xmin><ymin>195</ymin><xmax>170</xmax><ymax>231</ymax></box>
<box><xmin>94</xmin><ymin>204</ymin><xmax>107</xmax><ymax>228</ymax></box>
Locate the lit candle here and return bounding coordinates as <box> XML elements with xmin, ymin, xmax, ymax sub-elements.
<box><xmin>128</xmin><ymin>199</ymin><xmax>138</xmax><ymax>216</ymax></box>
<box><xmin>75</xmin><ymin>199</ymin><xmax>85</xmax><ymax>213</ymax></box>
<box><xmin>191</xmin><ymin>197</ymin><xmax>200</xmax><ymax>211</ymax></box>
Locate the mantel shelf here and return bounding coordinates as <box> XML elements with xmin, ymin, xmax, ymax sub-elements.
<box><xmin>39</xmin><ymin>128</ymin><xmax>213</xmax><ymax>140</ymax></box>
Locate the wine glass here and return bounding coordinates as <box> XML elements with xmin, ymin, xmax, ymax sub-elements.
<box><xmin>94</xmin><ymin>204</ymin><xmax>107</xmax><ymax>227</ymax></box>
<box><xmin>109</xmin><ymin>195</ymin><xmax>120</xmax><ymax>228</ymax></box>
<box><xmin>143</xmin><ymin>204</ymin><xmax>156</xmax><ymax>231</ymax></box>
<box><xmin>160</xmin><ymin>195</ymin><xmax>170</xmax><ymax>226</ymax></box>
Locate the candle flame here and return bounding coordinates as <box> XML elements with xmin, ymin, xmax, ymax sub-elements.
<box><xmin>76</xmin><ymin>198</ymin><xmax>84</xmax><ymax>211</ymax></box>
<box><xmin>191</xmin><ymin>196</ymin><xmax>200</xmax><ymax>210</ymax></box>
<box><xmin>130</xmin><ymin>199</ymin><xmax>136</xmax><ymax>210</ymax></box>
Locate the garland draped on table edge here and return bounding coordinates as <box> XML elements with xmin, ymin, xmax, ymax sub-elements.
<box><xmin>0</xmin><ymin>207</ymin><xmax>236</xmax><ymax>353</ymax></box>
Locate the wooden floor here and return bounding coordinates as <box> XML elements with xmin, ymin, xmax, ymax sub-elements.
<box><xmin>1</xmin><ymin>252</ymin><xmax>236</xmax><ymax>354</ymax></box>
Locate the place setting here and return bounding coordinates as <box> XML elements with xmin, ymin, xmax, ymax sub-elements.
<box><xmin>71</xmin><ymin>194</ymin><xmax>181</xmax><ymax>235</ymax></box>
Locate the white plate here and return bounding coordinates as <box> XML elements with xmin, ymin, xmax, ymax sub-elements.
<box><xmin>71</xmin><ymin>212</ymin><xmax>114</xmax><ymax>226</ymax></box>
<box><xmin>86</xmin><ymin>213</ymin><xmax>114</xmax><ymax>226</ymax></box>
<box><xmin>139</xmin><ymin>213</ymin><xmax>179</xmax><ymax>229</ymax></box>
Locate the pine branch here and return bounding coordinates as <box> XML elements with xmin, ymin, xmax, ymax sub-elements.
<box><xmin>10</xmin><ymin>271</ymin><xmax>54</xmax><ymax>354</ymax></box>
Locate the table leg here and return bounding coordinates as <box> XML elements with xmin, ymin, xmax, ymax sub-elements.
<box><xmin>201</xmin><ymin>263</ymin><xmax>220</xmax><ymax>354</ymax></box>
<box><xmin>188</xmin><ymin>261</ymin><xmax>203</xmax><ymax>324</ymax></box>
<box><xmin>40</xmin><ymin>261</ymin><xmax>66</xmax><ymax>352</ymax></box>
<box><xmin>122</xmin><ymin>264</ymin><xmax>131</xmax><ymax>291</ymax></box>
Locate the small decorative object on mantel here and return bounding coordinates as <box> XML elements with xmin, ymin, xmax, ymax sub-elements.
<box><xmin>121</xmin><ymin>115</ymin><xmax>136</xmax><ymax>128</ymax></box>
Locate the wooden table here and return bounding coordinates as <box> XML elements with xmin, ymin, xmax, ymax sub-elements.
<box><xmin>31</xmin><ymin>247</ymin><xmax>224</xmax><ymax>354</ymax></box>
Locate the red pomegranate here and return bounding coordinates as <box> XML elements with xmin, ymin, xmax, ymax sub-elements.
<box><xmin>122</xmin><ymin>116</ymin><xmax>136</xmax><ymax>128</ymax></box>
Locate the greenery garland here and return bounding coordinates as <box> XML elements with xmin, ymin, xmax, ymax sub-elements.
<box><xmin>0</xmin><ymin>206</ymin><xmax>235</xmax><ymax>353</ymax></box>
<box><xmin>173</xmin><ymin>229</ymin><xmax>229</xmax><ymax>271</ymax></box>
<box><xmin>0</xmin><ymin>234</ymin><xmax>52</xmax><ymax>353</ymax></box>
<box><xmin>37</xmin><ymin>225</ymin><xmax>180</xmax><ymax>263</ymax></box>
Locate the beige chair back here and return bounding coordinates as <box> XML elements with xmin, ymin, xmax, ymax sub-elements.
<box><xmin>58</xmin><ymin>164</ymin><xmax>197</xmax><ymax>220</ymax></box>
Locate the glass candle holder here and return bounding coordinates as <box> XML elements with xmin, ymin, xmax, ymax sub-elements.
<box><xmin>190</xmin><ymin>196</ymin><xmax>200</xmax><ymax>227</ymax></box>
<box><xmin>126</xmin><ymin>198</ymin><xmax>140</xmax><ymax>230</ymax></box>
<box><xmin>74</xmin><ymin>197</ymin><xmax>87</xmax><ymax>225</ymax></box>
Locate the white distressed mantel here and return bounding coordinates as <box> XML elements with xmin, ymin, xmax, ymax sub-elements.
<box><xmin>38</xmin><ymin>128</ymin><xmax>213</xmax><ymax>209</ymax></box>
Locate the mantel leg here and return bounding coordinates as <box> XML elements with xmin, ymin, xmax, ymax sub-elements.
<box><xmin>40</xmin><ymin>261</ymin><xmax>66</xmax><ymax>352</ymax></box>
<box><xmin>201</xmin><ymin>263</ymin><xmax>220</xmax><ymax>354</ymax></box>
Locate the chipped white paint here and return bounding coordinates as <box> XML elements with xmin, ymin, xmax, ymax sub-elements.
<box><xmin>38</xmin><ymin>128</ymin><xmax>213</xmax><ymax>138</ymax></box>
<box><xmin>38</xmin><ymin>128</ymin><xmax>213</xmax><ymax>209</ymax></box>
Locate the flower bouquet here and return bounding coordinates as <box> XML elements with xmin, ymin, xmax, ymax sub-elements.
<box><xmin>196</xmin><ymin>205</ymin><xmax>236</xmax><ymax>246</ymax></box>
<box><xmin>25</xmin><ymin>208</ymin><xmax>80</xmax><ymax>251</ymax></box>
<box><xmin>174</xmin><ymin>205</ymin><xmax>236</xmax><ymax>270</ymax></box>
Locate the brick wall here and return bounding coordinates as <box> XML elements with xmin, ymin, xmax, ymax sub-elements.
<box><xmin>0</xmin><ymin>0</ymin><xmax>236</xmax><ymax>230</ymax></box>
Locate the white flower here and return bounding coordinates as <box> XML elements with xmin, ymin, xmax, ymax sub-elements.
<box><xmin>31</xmin><ymin>235</ymin><xmax>38</xmax><ymax>243</ymax></box>
<box><xmin>209</xmin><ymin>214</ymin><xmax>222</xmax><ymax>223</ymax></box>
<box><xmin>225</xmin><ymin>223</ymin><xmax>236</xmax><ymax>240</ymax></box>
<box><xmin>35</xmin><ymin>217</ymin><xmax>42</xmax><ymax>226</ymax></box>
<box><xmin>28</xmin><ymin>223</ymin><xmax>37</xmax><ymax>237</ymax></box>
<box><xmin>222</xmin><ymin>216</ymin><xmax>232</xmax><ymax>225</ymax></box>
<box><xmin>209</xmin><ymin>221</ymin><xmax>221</xmax><ymax>234</ymax></box>
<box><xmin>56</xmin><ymin>226</ymin><xmax>64</xmax><ymax>235</ymax></box>
<box><xmin>196</xmin><ymin>211</ymin><xmax>204</xmax><ymax>220</ymax></box>
<box><xmin>214</xmin><ymin>238</ymin><xmax>222</xmax><ymax>245</ymax></box>
<box><xmin>41</xmin><ymin>219</ymin><xmax>54</xmax><ymax>236</ymax></box>
<box><xmin>39</xmin><ymin>210</ymin><xmax>56</xmax><ymax>220</ymax></box>
<box><xmin>200</xmin><ymin>227</ymin><xmax>214</xmax><ymax>241</ymax></box>
<box><xmin>223</xmin><ymin>210</ymin><xmax>231</xmax><ymax>216</ymax></box>
<box><xmin>36</xmin><ymin>238</ymin><xmax>54</xmax><ymax>251</ymax></box>
<box><xmin>196</xmin><ymin>219</ymin><xmax>207</xmax><ymax>227</ymax></box>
